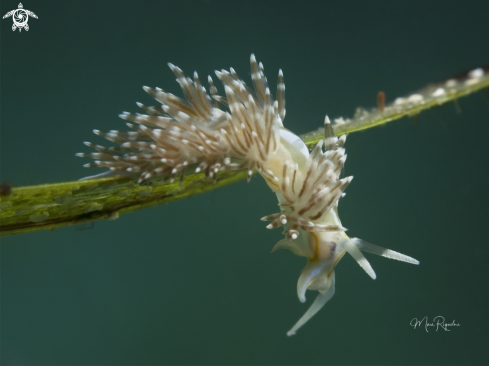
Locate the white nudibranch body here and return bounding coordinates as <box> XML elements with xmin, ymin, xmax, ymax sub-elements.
<box><xmin>78</xmin><ymin>55</ymin><xmax>419</xmax><ymax>336</ymax></box>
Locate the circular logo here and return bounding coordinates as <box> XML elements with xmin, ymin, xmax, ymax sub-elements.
<box><xmin>12</xmin><ymin>9</ymin><xmax>28</xmax><ymax>28</ymax></box>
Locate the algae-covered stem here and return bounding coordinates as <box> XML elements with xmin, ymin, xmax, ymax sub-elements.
<box><xmin>1</xmin><ymin>62</ymin><xmax>488</xmax><ymax>238</ymax></box>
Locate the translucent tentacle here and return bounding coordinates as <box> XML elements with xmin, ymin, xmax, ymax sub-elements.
<box><xmin>351</xmin><ymin>238</ymin><xmax>420</xmax><ymax>265</ymax></box>
<box><xmin>287</xmin><ymin>272</ymin><xmax>336</xmax><ymax>336</ymax></box>
<box><xmin>342</xmin><ymin>238</ymin><xmax>377</xmax><ymax>279</ymax></box>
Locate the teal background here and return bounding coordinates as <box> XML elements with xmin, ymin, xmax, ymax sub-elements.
<box><xmin>1</xmin><ymin>0</ymin><xmax>489</xmax><ymax>364</ymax></box>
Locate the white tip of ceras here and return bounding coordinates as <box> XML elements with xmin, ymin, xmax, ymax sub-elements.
<box><xmin>223</xmin><ymin>85</ymin><xmax>233</xmax><ymax>96</ymax></box>
<box><xmin>167</xmin><ymin>62</ymin><xmax>179</xmax><ymax>72</ymax></box>
<box><xmin>324</xmin><ymin>115</ymin><xmax>331</xmax><ymax>126</ymax></box>
<box><xmin>118</xmin><ymin>112</ymin><xmax>130</xmax><ymax>119</ymax></box>
<box><xmin>250</xmin><ymin>53</ymin><xmax>256</xmax><ymax>62</ymax></box>
<box><xmin>279</xmin><ymin>69</ymin><xmax>283</xmax><ymax>77</ymax></box>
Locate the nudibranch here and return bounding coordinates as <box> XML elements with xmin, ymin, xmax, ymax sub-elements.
<box><xmin>78</xmin><ymin>55</ymin><xmax>419</xmax><ymax>335</ymax></box>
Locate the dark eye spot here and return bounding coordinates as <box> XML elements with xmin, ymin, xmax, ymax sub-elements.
<box><xmin>330</xmin><ymin>242</ymin><xmax>336</xmax><ymax>254</ymax></box>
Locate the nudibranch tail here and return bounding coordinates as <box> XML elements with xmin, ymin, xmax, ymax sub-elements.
<box><xmin>78</xmin><ymin>54</ymin><xmax>283</xmax><ymax>184</ymax></box>
<box><xmin>77</xmin><ymin>55</ymin><xmax>420</xmax><ymax>336</ymax></box>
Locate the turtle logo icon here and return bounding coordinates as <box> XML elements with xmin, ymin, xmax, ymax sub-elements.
<box><xmin>3</xmin><ymin>3</ymin><xmax>38</xmax><ymax>32</ymax></box>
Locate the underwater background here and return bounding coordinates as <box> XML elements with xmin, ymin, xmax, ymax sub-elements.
<box><xmin>1</xmin><ymin>0</ymin><xmax>489</xmax><ymax>364</ymax></box>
